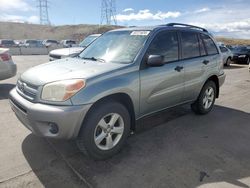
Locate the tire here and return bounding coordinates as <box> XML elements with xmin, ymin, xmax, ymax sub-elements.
<box><xmin>76</xmin><ymin>101</ymin><xmax>131</xmax><ymax>160</ymax></box>
<box><xmin>225</xmin><ymin>57</ymin><xmax>232</xmax><ymax>66</ymax></box>
<box><xmin>191</xmin><ymin>81</ymin><xmax>217</xmax><ymax>115</ymax></box>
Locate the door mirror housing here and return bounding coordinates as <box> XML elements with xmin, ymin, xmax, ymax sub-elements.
<box><xmin>146</xmin><ymin>55</ymin><xmax>164</xmax><ymax>67</ymax></box>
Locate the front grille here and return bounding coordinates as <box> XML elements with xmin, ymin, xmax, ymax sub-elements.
<box><xmin>50</xmin><ymin>54</ymin><xmax>61</xmax><ymax>59</ymax></box>
<box><xmin>16</xmin><ymin>80</ymin><xmax>38</xmax><ymax>101</ymax></box>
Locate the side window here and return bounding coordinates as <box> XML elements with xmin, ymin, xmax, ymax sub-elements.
<box><xmin>147</xmin><ymin>31</ymin><xmax>179</xmax><ymax>63</ymax></box>
<box><xmin>180</xmin><ymin>32</ymin><xmax>200</xmax><ymax>59</ymax></box>
<box><xmin>201</xmin><ymin>34</ymin><xmax>218</xmax><ymax>55</ymax></box>
<box><xmin>198</xmin><ymin>35</ymin><xmax>206</xmax><ymax>56</ymax></box>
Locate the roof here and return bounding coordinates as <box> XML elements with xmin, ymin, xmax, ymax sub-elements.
<box><xmin>110</xmin><ymin>23</ymin><xmax>210</xmax><ymax>34</ymax></box>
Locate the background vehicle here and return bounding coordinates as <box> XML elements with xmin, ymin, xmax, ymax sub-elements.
<box><xmin>20</xmin><ymin>40</ymin><xmax>44</xmax><ymax>48</ymax></box>
<box><xmin>42</xmin><ymin>39</ymin><xmax>59</xmax><ymax>47</ymax></box>
<box><xmin>219</xmin><ymin>46</ymin><xmax>233</xmax><ymax>66</ymax></box>
<box><xmin>49</xmin><ymin>34</ymin><xmax>101</xmax><ymax>61</ymax></box>
<box><xmin>232</xmin><ymin>46</ymin><xmax>250</xmax><ymax>64</ymax></box>
<box><xmin>60</xmin><ymin>40</ymin><xmax>77</xmax><ymax>48</ymax></box>
<box><xmin>0</xmin><ymin>48</ymin><xmax>17</xmax><ymax>80</ymax></box>
<box><xmin>0</xmin><ymin>40</ymin><xmax>18</xmax><ymax>48</ymax></box>
<box><xmin>9</xmin><ymin>23</ymin><xmax>225</xmax><ymax>160</ymax></box>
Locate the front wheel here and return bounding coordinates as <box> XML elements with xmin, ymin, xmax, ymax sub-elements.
<box><xmin>191</xmin><ymin>81</ymin><xmax>217</xmax><ymax>115</ymax></box>
<box><xmin>77</xmin><ymin>102</ymin><xmax>131</xmax><ymax>160</ymax></box>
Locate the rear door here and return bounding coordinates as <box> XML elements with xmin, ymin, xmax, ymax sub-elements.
<box><xmin>180</xmin><ymin>31</ymin><xmax>207</xmax><ymax>102</ymax></box>
<box><xmin>139</xmin><ymin>30</ymin><xmax>185</xmax><ymax>116</ymax></box>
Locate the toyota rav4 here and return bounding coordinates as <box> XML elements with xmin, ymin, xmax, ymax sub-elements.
<box><xmin>9</xmin><ymin>23</ymin><xmax>225</xmax><ymax>160</ymax></box>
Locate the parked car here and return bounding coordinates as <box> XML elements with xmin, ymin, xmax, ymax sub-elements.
<box><xmin>0</xmin><ymin>39</ymin><xmax>18</xmax><ymax>48</ymax></box>
<box><xmin>219</xmin><ymin>46</ymin><xmax>233</xmax><ymax>66</ymax></box>
<box><xmin>0</xmin><ymin>48</ymin><xmax>17</xmax><ymax>80</ymax></box>
<box><xmin>232</xmin><ymin>46</ymin><xmax>250</xmax><ymax>64</ymax></box>
<box><xmin>49</xmin><ymin>34</ymin><xmax>101</xmax><ymax>61</ymax></box>
<box><xmin>20</xmin><ymin>40</ymin><xmax>43</xmax><ymax>48</ymax></box>
<box><xmin>9</xmin><ymin>23</ymin><xmax>225</xmax><ymax>160</ymax></box>
<box><xmin>60</xmin><ymin>40</ymin><xmax>77</xmax><ymax>48</ymax></box>
<box><xmin>43</xmin><ymin>39</ymin><xmax>59</xmax><ymax>47</ymax></box>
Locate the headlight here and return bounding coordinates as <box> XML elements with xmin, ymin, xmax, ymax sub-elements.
<box><xmin>41</xmin><ymin>79</ymin><xmax>85</xmax><ymax>102</ymax></box>
<box><xmin>238</xmin><ymin>55</ymin><xmax>246</xmax><ymax>58</ymax></box>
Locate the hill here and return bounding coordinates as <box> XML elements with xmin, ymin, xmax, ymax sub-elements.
<box><xmin>1</xmin><ymin>22</ymin><xmax>250</xmax><ymax>45</ymax></box>
<box><xmin>0</xmin><ymin>22</ymin><xmax>120</xmax><ymax>42</ymax></box>
<box><xmin>216</xmin><ymin>37</ymin><xmax>250</xmax><ymax>46</ymax></box>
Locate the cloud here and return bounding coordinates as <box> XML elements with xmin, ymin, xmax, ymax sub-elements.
<box><xmin>123</xmin><ymin>8</ymin><xmax>134</xmax><ymax>12</ymax></box>
<box><xmin>0</xmin><ymin>0</ymin><xmax>32</xmax><ymax>12</ymax></box>
<box><xmin>0</xmin><ymin>14</ymin><xmax>39</xmax><ymax>24</ymax></box>
<box><xmin>116</xmin><ymin>9</ymin><xmax>181</xmax><ymax>22</ymax></box>
<box><xmin>194</xmin><ymin>8</ymin><xmax>210</xmax><ymax>13</ymax></box>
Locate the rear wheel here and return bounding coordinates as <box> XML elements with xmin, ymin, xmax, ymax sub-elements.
<box><xmin>77</xmin><ymin>101</ymin><xmax>131</xmax><ymax>160</ymax></box>
<box><xmin>191</xmin><ymin>81</ymin><xmax>216</xmax><ymax>115</ymax></box>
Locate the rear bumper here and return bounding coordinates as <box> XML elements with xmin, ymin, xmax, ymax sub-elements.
<box><xmin>9</xmin><ymin>88</ymin><xmax>92</xmax><ymax>139</ymax></box>
<box><xmin>0</xmin><ymin>63</ymin><xmax>17</xmax><ymax>80</ymax></box>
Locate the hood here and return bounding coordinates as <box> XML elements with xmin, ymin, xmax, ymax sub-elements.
<box><xmin>50</xmin><ymin>47</ymin><xmax>84</xmax><ymax>56</ymax></box>
<box><xmin>20</xmin><ymin>58</ymin><xmax>127</xmax><ymax>86</ymax></box>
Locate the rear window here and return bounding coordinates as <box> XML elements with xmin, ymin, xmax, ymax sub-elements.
<box><xmin>219</xmin><ymin>46</ymin><xmax>228</xmax><ymax>53</ymax></box>
<box><xmin>201</xmin><ymin>34</ymin><xmax>218</xmax><ymax>55</ymax></box>
<box><xmin>181</xmin><ymin>32</ymin><xmax>200</xmax><ymax>59</ymax></box>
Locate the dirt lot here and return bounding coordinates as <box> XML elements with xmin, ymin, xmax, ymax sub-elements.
<box><xmin>0</xmin><ymin>56</ymin><xmax>250</xmax><ymax>188</ymax></box>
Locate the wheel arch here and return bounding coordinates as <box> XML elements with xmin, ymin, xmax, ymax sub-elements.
<box><xmin>79</xmin><ymin>93</ymin><xmax>136</xmax><ymax>137</ymax></box>
<box><xmin>206</xmin><ymin>75</ymin><xmax>219</xmax><ymax>98</ymax></box>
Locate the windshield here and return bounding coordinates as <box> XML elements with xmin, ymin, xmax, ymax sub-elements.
<box><xmin>79</xmin><ymin>30</ymin><xmax>150</xmax><ymax>64</ymax></box>
<box><xmin>79</xmin><ymin>35</ymin><xmax>99</xmax><ymax>47</ymax></box>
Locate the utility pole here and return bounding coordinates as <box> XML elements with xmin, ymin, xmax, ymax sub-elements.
<box><xmin>38</xmin><ymin>0</ymin><xmax>50</xmax><ymax>25</ymax></box>
<box><xmin>100</xmin><ymin>0</ymin><xmax>117</xmax><ymax>25</ymax></box>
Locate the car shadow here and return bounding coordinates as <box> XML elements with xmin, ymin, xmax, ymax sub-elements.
<box><xmin>22</xmin><ymin>105</ymin><xmax>250</xmax><ymax>188</ymax></box>
<box><xmin>0</xmin><ymin>84</ymin><xmax>15</xmax><ymax>100</ymax></box>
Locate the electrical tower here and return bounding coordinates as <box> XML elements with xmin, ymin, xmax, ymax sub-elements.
<box><xmin>100</xmin><ymin>0</ymin><xmax>117</xmax><ymax>25</ymax></box>
<box><xmin>38</xmin><ymin>0</ymin><xmax>50</xmax><ymax>25</ymax></box>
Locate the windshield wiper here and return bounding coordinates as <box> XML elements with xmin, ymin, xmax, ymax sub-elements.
<box><xmin>82</xmin><ymin>57</ymin><xmax>106</xmax><ymax>63</ymax></box>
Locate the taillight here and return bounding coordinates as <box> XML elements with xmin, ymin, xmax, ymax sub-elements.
<box><xmin>0</xmin><ymin>53</ymin><xmax>11</xmax><ymax>61</ymax></box>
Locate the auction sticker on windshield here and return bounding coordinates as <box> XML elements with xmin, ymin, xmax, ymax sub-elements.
<box><xmin>131</xmin><ymin>31</ymin><xmax>150</xmax><ymax>36</ymax></box>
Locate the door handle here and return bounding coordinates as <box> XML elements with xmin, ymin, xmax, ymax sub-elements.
<box><xmin>203</xmin><ymin>60</ymin><xmax>210</xmax><ymax>65</ymax></box>
<box><xmin>175</xmin><ymin>66</ymin><xmax>184</xmax><ymax>72</ymax></box>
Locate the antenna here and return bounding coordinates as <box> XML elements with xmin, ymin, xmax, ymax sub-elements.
<box><xmin>38</xmin><ymin>0</ymin><xmax>51</xmax><ymax>25</ymax></box>
<box><xmin>100</xmin><ymin>0</ymin><xmax>117</xmax><ymax>25</ymax></box>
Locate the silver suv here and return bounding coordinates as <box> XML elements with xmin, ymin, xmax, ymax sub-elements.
<box><xmin>9</xmin><ymin>23</ymin><xmax>225</xmax><ymax>160</ymax></box>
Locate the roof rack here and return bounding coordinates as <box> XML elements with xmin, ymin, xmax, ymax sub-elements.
<box><xmin>166</xmin><ymin>23</ymin><xmax>208</xmax><ymax>32</ymax></box>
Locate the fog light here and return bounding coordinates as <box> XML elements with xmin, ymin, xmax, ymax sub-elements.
<box><xmin>49</xmin><ymin>123</ymin><xmax>59</xmax><ymax>134</ymax></box>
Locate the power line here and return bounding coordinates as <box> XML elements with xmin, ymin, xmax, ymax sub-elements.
<box><xmin>100</xmin><ymin>0</ymin><xmax>117</xmax><ymax>25</ymax></box>
<box><xmin>38</xmin><ymin>0</ymin><xmax>51</xmax><ymax>25</ymax></box>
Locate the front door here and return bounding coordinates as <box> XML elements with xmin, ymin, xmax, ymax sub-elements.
<box><xmin>139</xmin><ymin>31</ymin><xmax>185</xmax><ymax>116</ymax></box>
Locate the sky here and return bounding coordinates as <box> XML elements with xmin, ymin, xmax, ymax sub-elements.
<box><xmin>0</xmin><ymin>0</ymin><xmax>250</xmax><ymax>38</ymax></box>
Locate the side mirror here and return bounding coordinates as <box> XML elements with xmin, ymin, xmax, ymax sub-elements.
<box><xmin>146</xmin><ymin>55</ymin><xmax>164</xmax><ymax>67</ymax></box>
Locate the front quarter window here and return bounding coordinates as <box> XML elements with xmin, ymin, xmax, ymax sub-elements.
<box><xmin>79</xmin><ymin>30</ymin><xmax>150</xmax><ymax>64</ymax></box>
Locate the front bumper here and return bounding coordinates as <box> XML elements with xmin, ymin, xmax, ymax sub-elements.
<box><xmin>9</xmin><ymin>88</ymin><xmax>92</xmax><ymax>139</ymax></box>
<box><xmin>232</xmin><ymin>55</ymin><xmax>248</xmax><ymax>63</ymax></box>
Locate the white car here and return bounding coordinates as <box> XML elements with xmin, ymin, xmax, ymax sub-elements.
<box><xmin>0</xmin><ymin>48</ymin><xmax>16</xmax><ymax>80</ymax></box>
<box><xmin>49</xmin><ymin>34</ymin><xmax>101</xmax><ymax>61</ymax></box>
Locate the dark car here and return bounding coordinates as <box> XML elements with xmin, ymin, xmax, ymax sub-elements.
<box><xmin>232</xmin><ymin>46</ymin><xmax>250</xmax><ymax>64</ymax></box>
<box><xmin>0</xmin><ymin>39</ymin><xmax>18</xmax><ymax>48</ymax></box>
